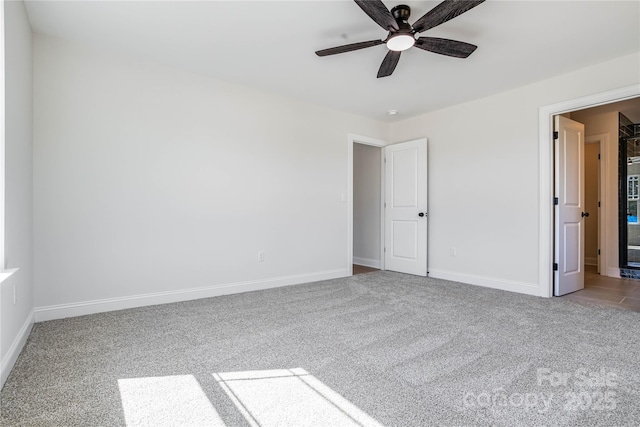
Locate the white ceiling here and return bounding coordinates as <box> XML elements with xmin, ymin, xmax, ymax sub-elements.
<box><xmin>23</xmin><ymin>0</ymin><xmax>640</xmax><ymax>122</ymax></box>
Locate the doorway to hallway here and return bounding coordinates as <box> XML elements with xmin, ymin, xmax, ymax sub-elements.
<box><xmin>551</xmin><ymin>95</ymin><xmax>640</xmax><ymax>296</ymax></box>
<box><xmin>353</xmin><ymin>142</ymin><xmax>383</xmax><ymax>270</ymax></box>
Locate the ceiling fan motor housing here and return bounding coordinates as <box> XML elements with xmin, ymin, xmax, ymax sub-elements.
<box><xmin>387</xmin><ymin>5</ymin><xmax>414</xmax><ymax>40</ymax></box>
<box><xmin>391</xmin><ymin>5</ymin><xmax>411</xmax><ymax>23</ymax></box>
<box><xmin>386</xmin><ymin>4</ymin><xmax>415</xmax><ymax>49</ymax></box>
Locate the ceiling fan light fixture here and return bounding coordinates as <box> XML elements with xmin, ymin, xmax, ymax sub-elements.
<box><xmin>386</xmin><ymin>33</ymin><xmax>415</xmax><ymax>52</ymax></box>
<box><xmin>315</xmin><ymin>0</ymin><xmax>485</xmax><ymax>77</ymax></box>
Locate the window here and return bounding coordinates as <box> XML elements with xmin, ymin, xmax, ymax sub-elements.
<box><xmin>628</xmin><ymin>175</ymin><xmax>639</xmax><ymax>200</ymax></box>
<box><xmin>628</xmin><ymin>175</ymin><xmax>639</xmax><ymax>224</ymax></box>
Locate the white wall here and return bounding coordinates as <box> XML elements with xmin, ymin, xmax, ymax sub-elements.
<box><xmin>353</xmin><ymin>143</ymin><xmax>381</xmax><ymax>267</ymax></box>
<box><xmin>2</xmin><ymin>0</ymin><xmax>34</xmax><ymax>388</ymax></box>
<box><xmin>571</xmin><ymin>106</ymin><xmax>620</xmax><ymax>276</ymax></box>
<box><xmin>389</xmin><ymin>52</ymin><xmax>640</xmax><ymax>296</ymax></box>
<box><xmin>26</xmin><ymin>31</ymin><xmax>640</xmax><ymax>324</ymax></box>
<box><xmin>33</xmin><ymin>35</ymin><xmax>388</xmax><ymax>320</ymax></box>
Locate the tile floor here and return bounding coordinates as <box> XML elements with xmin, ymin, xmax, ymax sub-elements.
<box><xmin>562</xmin><ymin>265</ymin><xmax>640</xmax><ymax>312</ymax></box>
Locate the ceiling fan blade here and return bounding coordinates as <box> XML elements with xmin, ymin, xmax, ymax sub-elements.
<box><xmin>413</xmin><ymin>0</ymin><xmax>485</xmax><ymax>33</ymax></box>
<box><xmin>415</xmin><ymin>37</ymin><xmax>477</xmax><ymax>58</ymax></box>
<box><xmin>377</xmin><ymin>50</ymin><xmax>401</xmax><ymax>78</ymax></box>
<box><xmin>315</xmin><ymin>39</ymin><xmax>384</xmax><ymax>57</ymax></box>
<box><xmin>354</xmin><ymin>0</ymin><xmax>399</xmax><ymax>32</ymax></box>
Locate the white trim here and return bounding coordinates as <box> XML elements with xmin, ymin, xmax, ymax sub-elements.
<box><xmin>348</xmin><ymin>133</ymin><xmax>389</xmax><ymax>147</ymax></box>
<box><xmin>1</xmin><ymin>309</ymin><xmax>34</xmax><ymax>389</ymax></box>
<box><xmin>0</xmin><ymin>0</ymin><xmax>5</xmax><ymax>273</ymax></box>
<box><xmin>34</xmin><ymin>268</ymin><xmax>348</xmax><ymax>322</ymax></box>
<box><xmin>379</xmin><ymin>146</ymin><xmax>385</xmax><ymax>270</ymax></box>
<box><xmin>585</xmin><ymin>133</ymin><xmax>609</xmax><ymax>276</ymax></box>
<box><xmin>539</xmin><ymin>84</ymin><xmax>640</xmax><ymax>298</ymax></box>
<box><xmin>347</xmin><ymin>133</ymin><xmax>389</xmax><ymax>274</ymax></box>
<box><xmin>607</xmin><ymin>267</ymin><xmax>621</xmax><ymax>278</ymax></box>
<box><xmin>353</xmin><ymin>257</ymin><xmax>381</xmax><ymax>269</ymax></box>
<box><xmin>429</xmin><ymin>269</ymin><xmax>539</xmax><ymax>296</ymax></box>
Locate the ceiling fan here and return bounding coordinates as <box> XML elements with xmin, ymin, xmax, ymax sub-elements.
<box><xmin>315</xmin><ymin>0</ymin><xmax>485</xmax><ymax>78</ymax></box>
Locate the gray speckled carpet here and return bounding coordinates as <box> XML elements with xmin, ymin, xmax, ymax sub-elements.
<box><xmin>1</xmin><ymin>271</ymin><xmax>639</xmax><ymax>426</ymax></box>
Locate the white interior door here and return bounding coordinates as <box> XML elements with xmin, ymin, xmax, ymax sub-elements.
<box><xmin>384</xmin><ymin>139</ymin><xmax>428</xmax><ymax>276</ymax></box>
<box><xmin>554</xmin><ymin>116</ymin><xmax>586</xmax><ymax>296</ymax></box>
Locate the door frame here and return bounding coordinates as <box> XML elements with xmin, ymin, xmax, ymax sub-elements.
<box><xmin>347</xmin><ymin>133</ymin><xmax>389</xmax><ymax>274</ymax></box>
<box><xmin>539</xmin><ymin>84</ymin><xmax>640</xmax><ymax>297</ymax></box>
<box><xmin>0</xmin><ymin>0</ymin><xmax>5</xmax><ymax>273</ymax></box>
<box><xmin>584</xmin><ymin>134</ymin><xmax>609</xmax><ymax>275</ymax></box>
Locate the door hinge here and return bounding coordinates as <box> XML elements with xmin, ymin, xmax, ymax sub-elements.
<box><xmin>598</xmin><ymin>201</ymin><xmax>601</xmax><ymax>207</ymax></box>
<box><xmin>384</xmin><ymin>202</ymin><xmax>386</xmax><ymax>208</ymax></box>
<box><xmin>553</xmin><ymin>131</ymin><xmax>559</xmax><ymax>140</ymax></box>
<box><xmin>554</xmin><ymin>197</ymin><xmax>559</xmax><ymax>205</ymax></box>
<box><xmin>598</xmin><ymin>154</ymin><xmax>601</xmax><ymax>160</ymax></box>
<box><xmin>553</xmin><ymin>263</ymin><xmax>558</xmax><ymax>271</ymax></box>
<box><xmin>384</xmin><ymin>157</ymin><xmax>387</xmax><ymax>163</ymax></box>
<box><xmin>598</xmin><ymin>249</ymin><xmax>601</xmax><ymax>255</ymax></box>
<box><xmin>384</xmin><ymin>247</ymin><xmax>386</xmax><ymax>253</ymax></box>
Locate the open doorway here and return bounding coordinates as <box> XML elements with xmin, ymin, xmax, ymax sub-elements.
<box><xmin>539</xmin><ymin>85</ymin><xmax>640</xmax><ymax>298</ymax></box>
<box><xmin>551</xmin><ymin>96</ymin><xmax>640</xmax><ymax>302</ymax></box>
<box><xmin>584</xmin><ymin>137</ymin><xmax>601</xmax><ymax>272</ymax></box>
<box><xmin>617</xmin><ymin>115</ymin><xmax>640</xmax><ymax>276</ymax></box>
<box><xmin>353</xmin><ymin>142</ymin><xmax>383</xmax><ymax>274</ymax></box>
<box><xmin>347</xmin><ymin>134</ymin><xmax>388</xmax><ymax>275</ymax></box>
<box><xmin>348</xmin><ymin>135</ymin><xmax>429</xmax><ymax>277</ymax></box>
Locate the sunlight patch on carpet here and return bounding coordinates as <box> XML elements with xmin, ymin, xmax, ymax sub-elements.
<box><xmin>213</xmin><ymin>368</ymin><xmax>383</xmax><ymax>427</ymax></box>
<box><xmin>118</xmin><ymin>375</ymin><xmax>226</xmax><ymax>426</ymax></box>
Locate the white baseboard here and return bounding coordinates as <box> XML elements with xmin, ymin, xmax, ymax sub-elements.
<box><xmin>34</xmin><ymin>268</ymin><xmax>349</xmax><ymax>322</ymax></box>
<box><xmin>428</xmin><ymin>269</ymin><xmax>540</xmax><ymax>297</ymax></box>
<box><xmin>606</xmin><ymin>267</ymin><xmax>621</xmax><ymax>278</ymax></box>
<box><xmin>585</xmin><ymin>257</ymin><xmax>598</xmax><ymax>266</ymax></box>
<box><xmin>353</xmin><ymin>257</ymin><xmax>381</xmax><ymax>269</ymax></box>
<box><xmin>1</xmin><ymin>310</ymin><xmax>34</xmax><ymax>390</ymax></box>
